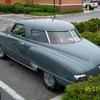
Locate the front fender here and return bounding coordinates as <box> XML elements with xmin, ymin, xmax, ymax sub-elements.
<box><xmin>28</xmin><ymin>46</ymin><xmax>85</xmax><ymax>85</ymax></box>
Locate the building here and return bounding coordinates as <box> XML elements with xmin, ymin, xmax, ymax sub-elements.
<box><xmin>0</xmin><ymin>0</ymin><xmax>83</xmax><ymax>11</ymax></box>
<box><xmin>0</xmin><ymin>0</ymin><xmax>31</xmax><ymax>4</ymax></box>
<box><xmin>33</xmin><ymin>0</ymin><xmax>83</xmax><ymax>11</ymax></box>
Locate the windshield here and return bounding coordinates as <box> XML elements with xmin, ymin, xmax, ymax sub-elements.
<box><xmin>47</xmin><ymin>29</ymin><xmax>81</xmax><ymax>44</ymax></box>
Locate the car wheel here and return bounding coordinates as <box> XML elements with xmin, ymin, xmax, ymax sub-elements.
<box><xmin>42</xmin><ymin>71</ymin><xmax>61</xmax><ymax>91</ymax></box>
<box><xmin>86</xmin><ymin>5</ymin><xmax>93</xmax><ymax>10</ymax></box>
<box><xmin>0</xmin><ymin>46</ymin><xmax>6</xmax><ymax>59</ymax></box>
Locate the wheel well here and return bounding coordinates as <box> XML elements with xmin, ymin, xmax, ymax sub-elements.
<box><xmin>85</xmin><ymin>4</ymin><xmax>91</xmax><ymax>8</ymax></box>
<box><xmin>37</xmin><ymin>68</ymin><xmax>43</xmax><ymax>74</ymax></box>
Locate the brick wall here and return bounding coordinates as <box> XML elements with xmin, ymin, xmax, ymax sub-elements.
<box><xmin>61</xmin><ymin>0</ymin><xmax>82</xmax><ymax>4</ymax></box>
<box><xmin>33</xmin><ymin>0</ymin><xmax>82</xmax><ymax>5</ymax></box>
<box><xmin>33</xmin><ymin>0</ymin><xmax>60</xmax><ymax>5</ymax></box>
<box><xmin>60</xmin><ymin>0</ymin><xmax>83</xmax><ymax>11</ymax></box>
<box><xmin>33</xmin><ymin>0</ymin><xmax>83</xmax><ymax>11</ymax></box>
<box><xmin>0</xmin><ymin>0</ymin><xmax>5</xmax><ymax>4</ymax></box>
<box><xmin>0</xmin><ymin>0</ymin><xmax>83</xmax><ymax>11</ymax></box>
<box><xmin>0</xmin><ymin>0</ymin><xmax>31</xmax><ymax>4</ymax></box>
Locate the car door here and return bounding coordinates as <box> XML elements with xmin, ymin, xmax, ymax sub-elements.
<box><xmin>5</xmin><ymin>24</ymin><xmax>31</xmax><ymax>66</ymax></box>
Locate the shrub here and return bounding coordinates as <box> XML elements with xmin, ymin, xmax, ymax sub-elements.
<box><xmin>81</xmin><ymin>32</ymin><xmax>100</xmax><ymax>46</ymax></box>
<box><xmin>29</xmin><ymin>12</ymin><xmax>53</xmax><ymax>16</ymax></box>
<box><xmin>88</xmin><ymin>22</ymin><xmax>97</xmax><ymax>32</ymax></box>
<box><xmin>89</xmin><ymin>18</ymin><xmax>100</xmax><ymax>31</ymax></box>
<box><xmin>6</xmin><ymin>5</ymin><xmax>14</xmax><ymax>12</ymax></box>
<box><xmin>13</xmin><ymin>2</ymin><xmax>24</xmax><ymax>6</ymax></box>
<box><xmin>1</xmin><ymin>3</ymin><xmax>56</xmax><ymax>14</ymax></box>
<box><xmin>33</xmin><ymin>4</ymin><xmax>57</xmax><ymax>12</ymax></box>
<box><xmin>24</xmin><ymin>3</ymin><xmax>33</xmax><ymax>7</ymax></box>
<box><xmin>62</xmin><ymin>75</ymin><xmax>100</xmax><ymax>100</ymax></box>
<box><xmin>0</xmin><ymin>4</ymin><xmax>10</xmax><ymax>12</ymax></box>
<box><xmin>0</xmin><ymin>4</ymin><xmax>5</xmax><ymax>12</ymax></box>
<box><xmin>61</xmin><ymin>9</ymin><xmax>83</xmax><ymax>14</ymax></box>
<box><xmin>32</xmin><ymin>8</ymin><xmax>44</xmax><ymax>12</ymax></box>
<box><xmin>13</xmin><ymin>5</ymin><xmax>24</xmax><ymax>13</ymax></box>
<box><xmin>74</xmin><ymin>18</ymin><xmax>100</xmax><ymax>33</ymax></box>
<box><xmin>74</xmin><ymin>22</ymin><xmax>89</xmax><ymax>33</ymax></box>
<box><xmin>24</xmin><ymin>7</ymin><xmax>33</xmax><ymax>14</ymax></box>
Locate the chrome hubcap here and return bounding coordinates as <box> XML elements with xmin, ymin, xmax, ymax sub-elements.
<box><xmin>44</xmin><ymin>72</ymin><xmax>55</xmax><ymax>87</ymax></box>
<box><xmin>0</xmin><ymin>47</ymin><xmax>4</xmax><ymax>57</ymax></box>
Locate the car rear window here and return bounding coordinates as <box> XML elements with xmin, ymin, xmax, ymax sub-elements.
<box><xmin>31</xmin><ymin>29</ymin><xmax>81</xmax><ymax>44</ymax></box>
<box><xmin>47</xmin><ymin>29</ymin><xmax>81</xmax><ymax>44</ymax></box>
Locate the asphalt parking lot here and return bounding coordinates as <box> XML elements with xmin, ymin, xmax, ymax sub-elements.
<box><xmin>57</xmin><ymin>6</ymin><xmax>100</xmax><ymax>22</ymax></box>
<box><xmin>0</xmin><ymin>58</ymin><xmax>60</xmax><ymax>100</ymax></box>
<box><xmin>0</xmin><ymin>6</ymin><xmax>100</xmax><ymax>100</ymax></box>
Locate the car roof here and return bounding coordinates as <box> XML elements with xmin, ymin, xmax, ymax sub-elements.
<box><xmin>16</xmin><ymin>19</ymin><xmax>75</xmax><ymax>31</ymax></box>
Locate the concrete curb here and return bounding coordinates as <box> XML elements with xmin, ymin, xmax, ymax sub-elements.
<box><xmin>50</xmin><ymin>94</ymin><xmax>63</xmax><ymax>100</ymax></box>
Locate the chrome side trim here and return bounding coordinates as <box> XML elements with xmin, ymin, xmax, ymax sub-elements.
<box><xmin>7</xmin><ymin>55</ymin><xmax>73</xmax><ymax>84</ymax></box>
<box><xmin>7</xmin><ymin>55</ymin><xmax>37</xmax><ymax>71</ymax></box>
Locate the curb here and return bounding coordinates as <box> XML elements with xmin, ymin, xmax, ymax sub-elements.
<box><xmin>50</xmin><ymin>94</ymin><xmax>63</xmax><ymax>100</ymax></box>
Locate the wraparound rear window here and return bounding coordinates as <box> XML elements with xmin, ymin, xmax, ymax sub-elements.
<box><xmin>31</xmin><ymin>29</ymin><xmax>81</xmax><ymax>44</ymax></box>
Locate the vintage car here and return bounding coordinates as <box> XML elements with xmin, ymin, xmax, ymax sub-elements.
<box><xmin>0</xmin><ymin>19</ymin><xmax>100</xmax><ymax>91</ymax></box>
<box><xmin>83</xmin><ymin>0</ymin><xmax>98</xmax><ymax>10</ymax></box>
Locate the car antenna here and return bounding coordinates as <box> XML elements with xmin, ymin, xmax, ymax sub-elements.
<box><xmin>52</xmin><ymin>0</ymin><xmax>56</xmax><ymax>21</ymax></box>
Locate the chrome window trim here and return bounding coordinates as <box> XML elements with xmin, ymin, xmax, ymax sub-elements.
<box><xmin>69</xmin><ymin>30</ymin><xmax>77</xmax><ymax>42</ymax></box>
<box><xmin>45</xmin><ymin>31</ymin><xmax>51</xmax><ymax>43</ymax></box>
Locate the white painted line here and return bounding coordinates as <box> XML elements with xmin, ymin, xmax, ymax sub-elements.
<box><xmin>0</xmin><ymin>81</ymin><xmax>25</xmax><ymax>100</ymax></box>
<box><xmin>0</xmin><ymin>16</ymin><xmax>16</xmax><ymax>22</ymax></box>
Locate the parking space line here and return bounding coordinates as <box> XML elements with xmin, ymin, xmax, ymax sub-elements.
<box><xmin>0</xmin><ymin>81</ymin><xmax>25</xmax><ymax>100</ymax></box>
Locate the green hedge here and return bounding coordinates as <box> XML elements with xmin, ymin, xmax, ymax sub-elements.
<box><xmin>73</xmin><ymin>18</ymin><xmax>100</xmax><ymax>46</ymax></box>
<box><xmin>0</xmin><ymin>3</ymin><xmax>56</xmax><ymax>14</ymax></box>
<box><xmin>81</xmin><ymin>32</ymin><xmax>100</xmax><ymax>46</ymax></box>
<box><xmin>74</xmin><ymin>18</ymin><xmax>100</xmax><ymax>33</ymax></box>
<box><xmin>0</xmin><ymin>2</ymin><xmax>82</xmax><ymax>15</ymax></box>
<box><xmin>33</xmin><ymin>4</ymin><xmax>57</xmax><ymax>12</ymax></box>
<box><xmin>62</xmin><ymin>75</ymin><xmax>100</xmax><ymax>100</ymax></box>
<box><xmin>61</xmin><ymin>9</ymin><xmax>83</xmax><ymax>14</ymax></box>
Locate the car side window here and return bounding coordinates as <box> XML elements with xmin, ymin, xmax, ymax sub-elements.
<box><xmin>31</xmin><ymin>30</ymin><xmax>48</xmax><ymax>43</ymax></box>
<box><xmin>12</xmin><ymin>24</ymin><xmax>25</xmax><ymax>37</ymax></box>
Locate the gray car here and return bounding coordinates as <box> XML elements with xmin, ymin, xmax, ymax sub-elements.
<box><xmin>0</xmin><ymin>19</ymin><xmax>100</xmax><ymax>91</ymax></box>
